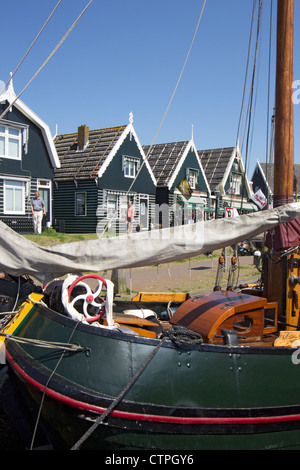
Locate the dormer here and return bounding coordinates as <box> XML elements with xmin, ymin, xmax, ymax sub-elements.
<box><xmin>0</xmin><ymin>76</ymin><xmax>59</xmax><ymax>169</ymax></box>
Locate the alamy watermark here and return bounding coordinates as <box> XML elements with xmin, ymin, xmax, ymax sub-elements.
<box><xmin>292</xmin><ymin>80</ymin><xmax>300</xmax><ymax>104</ymax></box>
<box><xmin>0</xmin><ymin>344</ymin><xmax>6</xmax><ymax>364</ymax></box>
<box><xmin>96</xmin><ymin>202</ymin><xmax>207</xmax><ymax>244</ymax></box>
<box><xmin>291</xmin><ymin>340</ymin><xmax>300</xmax><ymax>365</ymax></box>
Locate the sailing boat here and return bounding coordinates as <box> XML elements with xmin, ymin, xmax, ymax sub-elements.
<box><xmin>0</xmin><ymin>0</ymin><xmax>300</xmax><ymax>450</ymax></box>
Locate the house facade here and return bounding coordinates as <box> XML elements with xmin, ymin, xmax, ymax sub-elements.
<box><xmin>0</xmin><ymin>79</ymin><xmax>60</xmax><ymax>233</ymax></box>
<box><xmin>53</xmin><ymin>116</ymin><xmax>157</xmax><ymax>234</ymax></box>
<box><xmin>199</xmin><ymin>145</ymin><xmax>256</xmax><ymax>217</ymax></box>
<box><xmin>144</xmin><ymin>139</ymin><xmax>211</xmax><ymax>227</ymax></box>
<box><xmin>251</xmin><ymin>161</ymin><xmax>300</xmax><ymax>208</ymax></box>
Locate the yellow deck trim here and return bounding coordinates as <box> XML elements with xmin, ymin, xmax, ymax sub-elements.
<box><xmin>0</xmin><ymin>293</ymin><xmax>44</xmax><ymax>346</ymax></box>
<box><xmin>131</xmin><ymin>292</ymin><xmax>189</xmax><ymax>302</ymax></box>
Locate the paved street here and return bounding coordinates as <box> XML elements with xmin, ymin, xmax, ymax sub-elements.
<box><xmin>103</xmin><ymin>255</ymin><xmax>261</xmax><ymax>297</ymax></box>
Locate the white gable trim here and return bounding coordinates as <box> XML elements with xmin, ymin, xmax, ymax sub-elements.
<box><xmin>0</xmin><ymin>82</ymin><xmax>60</xmax><ymax>169</ymax></box>
<box><xmin>193</xmin><ymin>140</ymin><xmax>211</xmax><ymax>196</ymax></box>
<box><xmin>254</xmin><ymin>160</ymin><xmax>273</xmax><ymax>195</ymax></box>
<box><xmin>168</xmin><ymin>139</ymin><xmax>211</xmax><ymax>195</ymax></box>
<box><xmin>223</xmin><ymin>144</ymin><xmax>252</xmax><ymax>198</ymax></box>
<box><xmin>167</xmin><ymin>141</ymin><xmax>191</xmax><ymax>190</ymax></box>
<box><xmin>97</xmin><ymin>123</ymin><xmax>157</xmax><ymax>186</ymax></box>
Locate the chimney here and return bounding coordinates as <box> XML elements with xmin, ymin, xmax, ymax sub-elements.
<box><xmin>77</xmin><ymin>125</ymin><xmax>89</xmax><ymax>150</ymax></box>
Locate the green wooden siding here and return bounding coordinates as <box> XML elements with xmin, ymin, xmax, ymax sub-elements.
<box><xmin>0</xmin><ymin>104</ymin><xmax>55</xmax><ymax>233</ymax></box>
<box><xmin>154</xmin><ymin>148</ymin><xmax>210</xmax><ymax>228</ymax></box>
<box><xmin>53</xmin><ymin>131</ymin><xmax>157</xmax><ymax>234</ymax></box>
<box><xmin>53</xmin><ymin>180</ymin><xmax>98</xmax><ymax>233</ymax></box>
<box><xmin>96</xmin><ymin>191</ymin><xmax>156</xmax><ymax>235</ymax></box>
<box><xmin>0</xmin><ymin>105</ymin><xmax>54</xmax><ymax>179</ymax></box>
<box><xmin>98</xmin><ymin>133</ymin><xmax>156</xmax><ymax>195</ymax></box>
<box><xmin>171</xmin><ymin>148</ymin><xmax>209</xmax><ymax>194</ymax></box>
<box><xmin>53</xmin><ymin>181</ymin><xmax>156</xmax><ymax>235</ymax></box>
<box><xmin>224</xmin><ymin>160</ymin><xmax>249</xmax><ymax>198</ymax></box>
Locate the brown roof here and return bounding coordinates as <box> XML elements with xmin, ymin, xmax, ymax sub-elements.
<box><xmin>198</xmin><ymin>147</ymin><xmax>235</xmax><ymax>191</ymax></box>
<box><xmin>259</xmin><ymin>162</ymin><xmax>300</xmax><ymax>193</ymax></box>
<box><xmin>54</xmin><ymin>125</ymin><xmax>126</xmax><ymax>181</ymax></box>
<box><xmin>143</xmin><ymin>141</ymin><xmax>189</xmax><ymax>186</ymax></box>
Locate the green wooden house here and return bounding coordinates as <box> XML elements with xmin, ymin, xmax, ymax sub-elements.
<box><xmin>53</xmin><ymin>116</ymin><xmax>157</xmax><ymax>234</ymax></box>
<box><xmin>199</xmin><ymin>145</ymin><xmax>257</xmax><ymax>217</ymax></box>
<box><xmin>144</xmin><ymin>139</ymin><xmax>211</xmax><ymax>227</ymax></box>
<box><xmin>0</xmin><ymin>79</ymin><xmax>60</xmax><ymax>233</ymax></box>
<box><xmin>251</xmin><ymin>161</ymin><xmax>300</xmax><ymax>208</ymax></box>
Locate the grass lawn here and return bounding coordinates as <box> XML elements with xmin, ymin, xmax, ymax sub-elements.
<box><xmin>24</xmin><ymin>228</ymin><xmax>99</xmax><ymax>246</ymax></box>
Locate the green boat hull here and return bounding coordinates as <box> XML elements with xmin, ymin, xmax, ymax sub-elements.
<box><xmin>2</xmin><ymin>298</ymin><xmax>300</xmax><ymax>450</ymax></box>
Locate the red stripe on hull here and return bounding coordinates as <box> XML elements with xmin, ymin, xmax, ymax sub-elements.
<box><xmin>7</xmin><ymin>353</ymin><xmax>300</xmax><ymax>427</ymax></box>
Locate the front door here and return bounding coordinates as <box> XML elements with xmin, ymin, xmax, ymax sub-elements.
<box><xmin>140</xmin><ymin>197</ymin><xmax>149</xmax><ymax>230</ymax></box>
<box><xmin>38</xmin><ymin>185</ymin><xmax>51</xmax><ymax>228</ymax></box>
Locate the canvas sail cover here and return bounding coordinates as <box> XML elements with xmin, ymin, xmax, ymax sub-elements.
<box><xmin>265</xmin><ymin>218</ymin><xmax>300</xmax><ymax>251</ymax></box>
<box><xmin>0</xmin><ymin>203</ymin><xmax>299</xmax><ymax>283</ymax></box>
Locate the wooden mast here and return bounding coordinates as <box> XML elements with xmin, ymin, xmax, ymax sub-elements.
<box><xmin>273</xmin><ymin>0</ymin><xmax>294</xmax><ymax>206</ymax></box>
<box><xmin>266</xmin><ymin>0</ymin><xmax>299</xmax><ymax>251</ymax></box>
<box><xmin>265</xmin><ymin>0</ymin><xmax>298</xmax><ymax>319</ymax></box>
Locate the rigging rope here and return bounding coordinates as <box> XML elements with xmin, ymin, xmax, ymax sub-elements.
<box><xmin>99</xmin><ymin>0</ymin><xmax>207</xmax><ymax>237</ymax></box>
<box><xmin>71</xmin><ymin>326</ymin><xmax>203</xmax><ymax>450</ymax></box>
<box><xmin>241</xmin><ymin>0</ymin><xmax>263</xmax><ymax>210</ymax></box>
<box><xmin>234</xmin><ymin>0</ymin><xmax>262</xmax><ymax>213</ymax></box>
<box><xmin>265</xmin><ymin>0</ymin><xmax>274</xmax><ymax>169</ymax></box>
<box><xmin>71</xmin><ymin>336</ymin><xmax>168</xmax><ymax>450</ymax></box>
<box><xmin>0</xmin><ymin>0</ymin><xmax>62</xmax><ymax>96</ymax></box>
<box><xmin>236</xmin><ymin>0</ymin><xmax>258</xmax><ymax>148</ymax></box>
<box><xmin>0</xmin><ymin>331</ymin><xmax>85</xmax><ymax>352</ymax></box>
<box><xmin>0</xmin><ymin>0</ymin><xmax>93</xmax><ymax>121</ymax></box>
<box><xmin>130</xmin><ymin>0</ymin><xmax>207</xmax><ymax>190</ymax></box>
<box><xmin>29</xmin><ymin>319</ymin><xmax>83</xmax><ymax>450</ymax></box>
<box><xmin>226</xmin><ymin>0</ymin><xmax>260</xmax><ymax>213</ymax></box>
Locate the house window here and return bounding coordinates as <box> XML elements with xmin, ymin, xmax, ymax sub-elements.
<box><xmin>107</xmin><ymin>194</ymin><xmax>117</xmax><ymax>218</ymax></box>
<box><xmin>229</xmin><ymin>175</ymin><xmax>242</xmax><ymax>195</ymax></box>
<box><xmin>122</xmin><ymin>156</ymin><xmax>140</xmax><ymax>179</ymax></box>
<box><xmin>105</xmin><ymin>193</ymin><xmax>135</xmax><ymax>221</ymax></box>
<box><xmin>0</xmin><ymin>125</ymin><xmax>21</xmax><ymax>160</ymax></box>
<box><xmin>4</xmin><ymin>180</ymin><xmax>25</xmax><ymax>214</ymax></box>
<box><xmin>124</xmin><ymin>161</ymin><xmax>136</xmax><ymax>178</ymax></box>
<box><xmin>187</xmin><ymin>169</ymin><xmax>199</xmax><ymax>189</ymax></box>
<box><xmin>119</xmin><ymin>195</ymin><xmax>128</xmax><ymax>220</ymax></box>
<box><xmin>75</xmin><ymin>192</ymin><xmax>86</xmax><ymax>216</ymax></box>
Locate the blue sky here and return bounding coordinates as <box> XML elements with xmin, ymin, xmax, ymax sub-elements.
<box><xmin>1</xmin><ymin>0</ymin><xmax>300</xmax><ymax>179</ymax></box>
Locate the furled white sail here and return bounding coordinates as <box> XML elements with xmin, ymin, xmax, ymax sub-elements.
<box><xmin>0</xmin><ymin>203</ymin><xmax>299</xmax><ymax>283</ymax></box>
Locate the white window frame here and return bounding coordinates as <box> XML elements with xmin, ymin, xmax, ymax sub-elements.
<box><xmin>119</xmin><ymin>195</ymin><xmax>128</xmax><ymax>220</ymax></box>
<box><xmin>124</xmin><ymin>160</ymin><xmax>136</xmax><ymax>178</ymax></box>
<box><xmin>107</xmin><ymin>194</ymin><xmax>118</xmax><ymax>219</ymax></box>
<box><xmin>122</xmin><ymin>155</ymin><xmax>140</xmax><ymax>179</ymax></box>
<box><xmin>0</xmin><ymin>124</ymin><xmax>22</xmax><ymax>160</ymax></box>
<box><xmin>230</xmin><ymin>175</ymin><xmax>242</xmax><ymax>195</ymax></box>
<box><xmin>187</xmin><ymin>169</ymin><xmax>199</xmax><ymax>189</ymax></box>
<box><xmin>3</xmin><ymin>179</ymin><xmax>26</xmax><ymax>214</ymax></box>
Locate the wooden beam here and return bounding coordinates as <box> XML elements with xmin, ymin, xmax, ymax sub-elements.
<box><xmin>274</xmin><ymin>0</ymin><xmax>294</xmax><ymax>204</ymax></box>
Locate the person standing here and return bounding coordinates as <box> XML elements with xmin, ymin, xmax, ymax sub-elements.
<box><xmin>126</xmin><ymin>201</ymin><xmax>135</xmax><ymax>233</ymax></box>
<box><xmin>30</xmin><ymin>191</ymin><xmax>46</xmax><ymax>234</ymax></box>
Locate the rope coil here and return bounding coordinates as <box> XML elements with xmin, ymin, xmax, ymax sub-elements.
<box><xmin>160</xmin><ymin>325</ymin><xmax>203</xmax><ymax>348</ymax></box>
